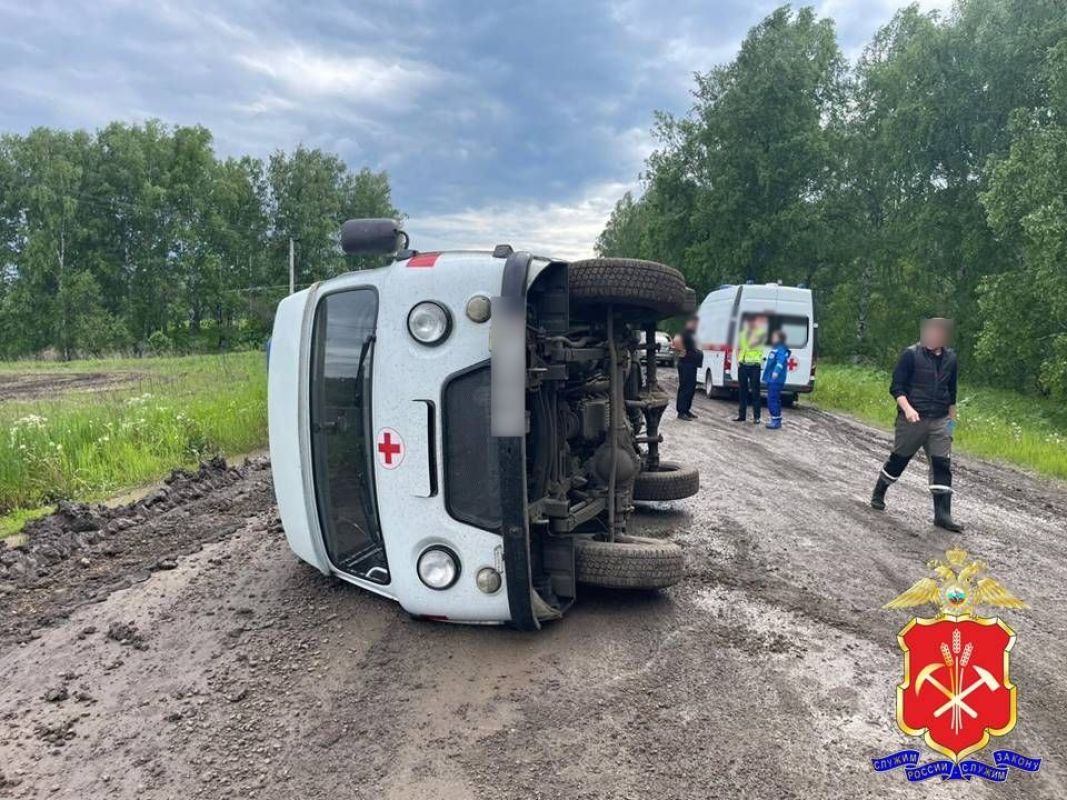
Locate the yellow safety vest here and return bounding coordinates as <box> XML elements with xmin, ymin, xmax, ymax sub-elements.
<box><xmin>737</xmin><ymin>328</ymin><xmax>765</xmax><ymax>365</ymax></box>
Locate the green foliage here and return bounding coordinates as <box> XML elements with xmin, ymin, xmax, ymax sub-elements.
<box><xmin>147</xmin><ymin>330</ymin><xmax>174</xmax><ymax>356</ymax></box>
<box><xmin>979</xmin><ymin>36</ymin><xmax>1067</xmax><ymax>398</ymax></box>
<box><xmin>599</xmin><ymin>6</ymin><xmax>845</xmax><ymax>299</ymax></box>
<box><xmin>812</xmin><ymin>363</ymin><xmax>1067</xmax><ymax>479</ymax></box>
<box><xmin>0</xmin><ymin>122</ymin><xmax>401</xmax><ymax>359</ymax></box>
<box><xmin>598</xmin><ymin>1</ymin><xmax>1067</xmax><ymax>401</ymax></box>
<box><xmin>0</xmin><ymin>352</ymin><xmax>266</xmax><ymax>522</ymax></box>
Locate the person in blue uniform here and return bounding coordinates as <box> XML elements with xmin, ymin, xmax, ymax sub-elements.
<box><xmin>762</xmin><ymin>330</ymin><xmax>790</xmax><ymax>429</ymax></box>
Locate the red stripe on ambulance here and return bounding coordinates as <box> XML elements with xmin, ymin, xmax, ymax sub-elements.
<box><xmin>406</xmin><ymin>252</ymin><xmax>440</xmax><ymax>268</ymax></box>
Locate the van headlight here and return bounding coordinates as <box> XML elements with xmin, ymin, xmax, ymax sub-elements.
<box><xmin>407</xmin><ymin>302</ymin><xmax>451</xmax><ymax>345</ymax></box>
<box><xmin>417</xmin><ymin>547</ymin><xmax>460</xmax><ymax>590</ymax></box>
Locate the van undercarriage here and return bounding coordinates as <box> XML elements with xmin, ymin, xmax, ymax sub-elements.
<box><xmin>498</xmin><ymin>254</ymin><xmax>699</xmax><ymax>627</ymax></box>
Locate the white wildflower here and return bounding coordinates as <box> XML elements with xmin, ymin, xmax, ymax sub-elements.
<box><xmin>12</xmin><ymin>414</ymin><xmax>47</xmax><ymax>429</ymax></box>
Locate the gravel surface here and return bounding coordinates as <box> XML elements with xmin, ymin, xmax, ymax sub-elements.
<box><xmin>0</xmin><ymin>394</ymin><xmax>1064</xmax><ymax>799</ymax></box>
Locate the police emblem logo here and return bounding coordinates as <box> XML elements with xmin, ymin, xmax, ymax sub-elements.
<box><xmin>873</xmin><ymin>547</ymin><xmax>1042</xmax><ymax>783</ymax></box>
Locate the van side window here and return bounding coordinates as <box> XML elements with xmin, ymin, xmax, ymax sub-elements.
<box><xmin>773</xmin><ymin>315</ymin><xmax>809</xmax><ymax>348</ymax></box>
<box><xmin>742</xmin><ymin>313</ymin><xmax>809</xmax><ymax>348</ymax></box>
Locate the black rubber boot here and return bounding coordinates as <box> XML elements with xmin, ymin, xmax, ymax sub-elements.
<box><xmin>871</xmin><ymin>476</ymin><xmax>891</xmax><ymax>511</ymax></box>
<box><xmin>933</xmin><ymin>492</ymin><xmax>964</xmax><ymax>532</ymax></box>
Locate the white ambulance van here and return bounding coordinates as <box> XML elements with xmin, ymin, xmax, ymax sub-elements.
<box><xmin>697</xmin><ymin>283</ymin><xmax>816</xmax><ymax>403</ymax></box>
<box><xmin>268</xmin><ymin>219</ymin><xmax>700</xmax><ymax>630</ymax></box>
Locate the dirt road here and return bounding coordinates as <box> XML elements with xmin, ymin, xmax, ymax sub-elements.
<box><xmin>2</xmin><ymin>396</ymin><xmax>1065</xmax><ymax>799</ymax></box>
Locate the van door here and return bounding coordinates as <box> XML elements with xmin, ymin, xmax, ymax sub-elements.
<box><xmin>733</xmin><ymin>285</ymin><xmax>776</xmax><ymax>384</ymax></box>
<box><xmin>268</xmin><ymin>290</ymin><xmax>332</xmax><ymax>574</ymax></box>
<box><xmin>770</xmin><ymin>291</ymin><xmax>814</xmax><ymax>389</ymax></box>
<box><xmin>309</xmin><ymin>288</ymin><xmax>390</xmax><ymax>584</ymax></box>
<box><xmin>775</xmin><ymin>315</ymin><xmax>812</xmax><ymax>388</ymax></box>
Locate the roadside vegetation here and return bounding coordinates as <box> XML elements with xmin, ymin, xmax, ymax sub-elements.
<box><xmin>597</xmin><ymin>1</ymin><xmax>1067</xmax><ymax>406</ymax></box>
<box><xmin>0</xmin><ymin>123</ymin><xmax>400</xmax><ymax>361</ymax></box>
<box><xmin>812</xmin><ymin>364</ymin><xmax>1067</xmax><ymax>481</ymax></box>
<box><xmin>0</xmin><ymin>353</ymin><xmax>266</xmax><ymax>535</ymax></box>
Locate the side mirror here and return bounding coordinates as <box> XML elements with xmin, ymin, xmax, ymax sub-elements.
<box><xmin>340</xmin><ymin>218</ymin><xmax>405</xmax><ymax>256</ymax></box>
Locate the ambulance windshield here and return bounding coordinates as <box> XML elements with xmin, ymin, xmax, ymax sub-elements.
<box><xmin>309</xmin><ymin>289</ymin><xmax>389</xmax><ymax>584</ymax></box>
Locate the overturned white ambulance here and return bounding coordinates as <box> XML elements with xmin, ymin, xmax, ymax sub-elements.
<box><xmin>268</xmin><ymin>220</ymin><xmax>699</xmax><ymax>629</ymax></box>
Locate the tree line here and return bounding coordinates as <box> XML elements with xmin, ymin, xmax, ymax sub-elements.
<box><xmin>0</xmin><ymin>122</ymin><xmax>399</xmax><ymax>359</ymax></box>
<box><xmin>596</xmin><ymin>0</ymin><xmax>1067</xmax><ymax>401</ymax></box>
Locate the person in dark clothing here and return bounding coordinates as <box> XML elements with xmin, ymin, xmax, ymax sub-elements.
<box><xmin>871</xmin><ymin>318</ymin><xmax>963</xmax><ymax>532</ymax></box>
<box><xmin>673</xmin><ymin>317</ymin><xmax>701</xmax><ymax>421</ymax></box>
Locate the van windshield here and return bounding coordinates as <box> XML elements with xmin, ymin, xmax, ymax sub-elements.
<box><xmin>310</xmin><ymin>289</ymin><xmax>389</xmax><ymax>584</ymax></box>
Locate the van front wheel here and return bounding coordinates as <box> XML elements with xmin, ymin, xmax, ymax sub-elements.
<box><xmin>575</xmin><ymin>535</ymin><xmax>684</xmax><ymax>590</ymax></box>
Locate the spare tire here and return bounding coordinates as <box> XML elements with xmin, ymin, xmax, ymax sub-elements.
<box><xmin>575</xmin><ymin>535</ymin><xmax>684</xmax><ymax>590</ymax></box>
<box><xmin>569</xmin><ymin>258</ymin><xmax>691</xmax><ymax>320</ymax></box>
<box><xmin>633</xmin><ymin>461</ymin><xmax>699</xmax><ymax>501</ymax></box>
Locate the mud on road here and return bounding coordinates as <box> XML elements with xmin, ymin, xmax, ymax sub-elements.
<box><xmin>0</xmin><ymin>371</ymin><xmax>144</xmax><ymax>402</ymax></box>
<box><xmin>1</xmin><ymin>395</ymin><xmax>1065</xmax><ymax>799</ymax></box>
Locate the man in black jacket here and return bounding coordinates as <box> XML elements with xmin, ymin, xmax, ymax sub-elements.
<box><xmin>870</xmin><ymin>318</ymin><xmax>963</xmax><ymax>532</ymax></box>
<box><xmin>673</xmin><ymin>317</ymin><xmax>701</xmax><ymax>421</ymax></box>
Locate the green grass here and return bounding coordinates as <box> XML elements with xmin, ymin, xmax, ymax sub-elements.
<box><xmin>4</xmin><ymin>355</ymin><xmax>1061</xmax><ymax>538</ymax></box>
<box><xmin>0</xmin><ymin>352</ymin><xmax>267</xmax><ymax>536</ymax></box>
<box><xmin>0</xmin><ymin>506</ymin><xmax>52</xmax><ymax>539</ymax></box>
<box><xmin>811</xmin><ymin>363</ymin><xmax>1067</xmax><ymax>480</ymax></box>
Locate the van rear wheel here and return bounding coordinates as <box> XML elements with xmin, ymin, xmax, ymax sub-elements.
<box><xmin>703</xmin><ymin>370</ymin><xmax>730</xmax><ymax>400</ymax></box>
<box><xmin>575</xmin><ymin>535</ymin><xmax>684</xmax><ymax>590</ymax></box>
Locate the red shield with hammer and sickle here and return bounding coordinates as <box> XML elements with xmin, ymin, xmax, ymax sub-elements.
<box><xmin>897</xmin><ymin>617</ymin><xmax>1016</xmax><ymax>761</ymax></box>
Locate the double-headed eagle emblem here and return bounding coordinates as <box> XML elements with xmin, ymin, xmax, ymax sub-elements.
<box><xmin>884</xmin><ymin>546</ymin><xmax>1026</xmax><ymax>617</ymax></box>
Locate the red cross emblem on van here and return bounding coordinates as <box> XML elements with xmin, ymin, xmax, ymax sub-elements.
<box><xmin>898</xmin><ymin>617</ymin><xmax>1016</xmax><ymax>761</ymax></box>
<box><xmin>376</xmin><ymin>428</ymin><xmax>405</xmax><ymax>469</ymax></box>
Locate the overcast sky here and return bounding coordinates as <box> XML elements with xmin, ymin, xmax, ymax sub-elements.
<box><xmin>0</xmin><ymin>0</ymin><xmax>951</xmax><ymax>258</ymax></box>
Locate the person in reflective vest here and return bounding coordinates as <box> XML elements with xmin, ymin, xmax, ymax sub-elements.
<box><xmin>870</xmin><ymin>318</ymin><xmax>962</xmax><ymax>532</ymax></box>
<box><xmin>733</xmin><ymin>315</ymin><xmax>767</xmax><ymax>423</ymax></box>
<box><xmin>762</xmin><ymin>330</ymin><xmax>790</xmax><ymax>429</ymax></box>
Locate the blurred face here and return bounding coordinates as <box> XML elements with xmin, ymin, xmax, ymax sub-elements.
<box><xmin>686</xmin><ymin>317</ymin><xmax>698</xmax><ymax>332</ymax></box>
<box><xmin>921</xmin><ymin>320</ymin><xmax>951</xmax><ymax>350</ymax></box>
